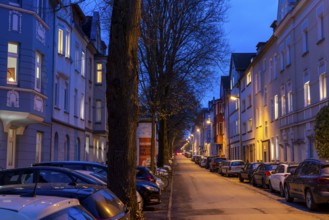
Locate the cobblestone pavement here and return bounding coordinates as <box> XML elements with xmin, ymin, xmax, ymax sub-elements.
<box><xmin>143</xmin><ymin>169</ymin><xmax>173</xmax><ymax>220</ymax></box>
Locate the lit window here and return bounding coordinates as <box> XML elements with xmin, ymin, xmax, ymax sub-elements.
<box><xmin>281</xmin><ymin>95</ymin><xmax>286</xmax><ymax>115</ymax></box>
<box><xmin>58</xmin><ymin>29</ymin><xmax>63</xmax><ymax>54</ymax></box>
<box><xmin>35</xmin><ymin>52</ymin><xmax>42</xmax><ymax>91</ymax></box>
<box><xmin>7</xmin><ymin>42</ymin><xmax>18</xmax><ymax>84</ymax></box>
<box><xmin>65</xmin><ymin>30</ymin><xmax>70</xmax><ymax>58</ymax></box>
<box><xmin>304</xmin><ymin>81</ymin><xmax>311</xmax><ymax>106</ymax></box>
<box><xmin>96</xmin><ymin>100</ymin><xmax>102</xmax><ymax>122</ymax></box>
<box><xmin>80</xmin><ymin>94</ymin><xmax>85</xmax><ymax>120</ymax></box>
<box><xmin>96</xmin><ymin>63</ymin><xmax>102</xmax><ymax>83</ymax></box>
<box><xmin>81</xmin><ymin>51</ymin><xmax>85</xmax><ymax>77</ymax></box>
<box><xmin>319</xmin><ymin>73</ymin><xmax>327</xmax><ymax>100</ymax></box>
<box><xmin>287</xmin><ymin>91</ymin><xmax>293</xmax><ymax>112</ymax></box>
<box><xmin>36</xmin><ymin>132</ymin><xmax>43</xmax><ymax>163</ymax></box>
<box><xmin>246</xmin><ymin>72</ymin><xmax>251</xmax><ymax>85</ymax></box>
<box><xmin>274</xmin><ymin>95</ymin><xmax>279</xmax><ymax>119</ymax></box>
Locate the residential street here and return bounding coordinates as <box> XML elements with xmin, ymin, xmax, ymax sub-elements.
<box><xmin>169</xmin><ymin>155</ymin><xmax>329</xmax><ymax>220</ymax></box>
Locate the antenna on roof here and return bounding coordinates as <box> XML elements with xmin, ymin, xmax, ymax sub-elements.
<box><xmin>21</xmin><ymin>172</ymin><xmax>39</xmax><ymax>197</ymax></box>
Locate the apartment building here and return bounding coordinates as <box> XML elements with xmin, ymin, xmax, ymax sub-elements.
<box><xmin>224</xmin><ymin>0</ymin><xmax>327</xmax><ymax>163</ymax></box>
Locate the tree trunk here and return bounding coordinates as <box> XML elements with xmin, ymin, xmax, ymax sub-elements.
<box><xmin>150</xmin><ymin>110</ymin><xmax>156</xmax><ymax>173</ymax></box>
<box><xmin>106</xmin><ymin>0</ymin><xmax>141</xmax><ymax>218</ymax></box>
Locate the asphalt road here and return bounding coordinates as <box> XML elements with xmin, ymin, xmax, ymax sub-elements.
<box><xmin>169</xmin><ymin>155</ymin><xmax>329</xmax><ymax>220</ymax></box>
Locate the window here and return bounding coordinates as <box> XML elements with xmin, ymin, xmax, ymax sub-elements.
<box><xmin>219</xmin><ymin>122</ymin><xmax>223</xmax><ymax>135</ymax></box>
<box><xmin>88</xmin><ymin>97</ymin><xmax>91</xmax><ymax>122</ymax></box>
<box><xmin>65</xmin><ymin>30</ymin><xmax>70</xmax><ymax>58</ymax></box>
<box><xmin>36</xmin><ymin>132</ymin><xmax>43</xmax><ymax>163</ymax></box>
<box><xmin>288</xmin><ymin>91</ymin><xmax>293</xmax><ymax>112</ymax></box>
<box><xmin>64</xmin><ymin>84</ymin><xmax>69</xmax><ymax>111</ymax></box>
<box><xmin>7</xmin><ymin>43</ymin><xmax>18</xmax><ymax>84</ymax></box>
<box><xmin>96</xmin><ymin>100</ymin><xmax>102</xmax><ymax>122</ymax></box>
<box><xmin>81</xmin><ymin>51</ymin><xmax>85</xmax><ymax>77</ymax></box>
<box><xmin>74</xmin><ymin>89</ymin><xmax>78</xmax><ymax>116</ymax></box>
<box><xmin>80</xmin><ymin>94</ymin><xmax>85</xmax><ymax>120</ymax></box>
<box><xmin>286</xmin><ymin>45</ymin><xmax>291</xmax><ymax>66</ymax></box>
<box><xmin>247</xmin><ymin>95</ymin><xmax>251</xmax><ymax>107</ymax></box>
<box><xmin>75</xmin><ymin>44</ymin><xmax>80</xmax><ymax>71</ymax></box>
<box><xmin>319</xmin><ymin>73</ymin><xmax>327</xmax><ymax>100</ymax></box>
<box><xmin>281</xmin><ymin>95</ymin><xmax>286</xmax><ymax>116</ymax></box>
<box><xmin>280</xmin><ymin>51</ymin><xmax>284</xmax><ymax>71</ymax></box>
<box><xmin>248</xmin><ymin>118</ymin><xmax>252</xmax><ymax>132</ymax></box>
<box><xmin>243</xmin><ymin>122</ymin><xmax>247</xmax><ymax>134</ymax></box>
<box><xmin>58</xmin><ymin>29</ymin><xmax>63</xmax><ymax>54</ymax></box>
<box><xmin>54</xmin><ymin>81</ymin><xmax>59</xmax><ymax>107</ymax></box>
<box><xmin>235</xmin><ymin>120</ymin><xmax>239</xmax><ymax>135</ymax></box>
<box><xmin>264</xmin><ymin>87</ymin><xmax>267</xmax><ymax>105</ymax></box>
<box><xmin>246</xmin><ymin>72</ymin><xmax>251</xmax><ymax>85</ymax></box>
<box><xmin>242</xmin><ymin>99</ymin><xmax>246</xmax><ymax>111</ymax></box>
<box><xmin>35</xmin><ymin>52</ymin><xmax>42</xmax><ymax>91</ymax></box>
<box><xmin>269</xmin><ymin>59</ymin><xmax>273</xmax><ymax>81</ymax></box>
<box><xmin>273</xmin><ymin>55</ymin><xmax>278</xmax><ymax>79</ymax></box>
<box><xmin>304</xmin><ymin>81</ymin><xmax>311</xmax><ymax>106</ymax></box>
<box><xmin>36</xmin><ymin>0</ymin><xmax>44</xmax><ymax>18</ymax></box>
<box><xmin>96</xmin><ymin>63</ymin><xmax>103</xmax><ymax>83</ymax></box>
<box><xmin>317</xmin><ymin>6</ymin><xmax>324</xmax><ymax>42</ymax></box>
<box><xmin>274</xmin><ymin>95</ymin><xmax>279</xmax><ymax>119</ymax></box>
<box><xmin>264</xmin><ymin>121</ymin><xmax>268</xmax><ymax>139</ymax></box>
<box><xmin>303</xmin><ymin>29</ymin><xmax>309</xmax><ymax>54</ymax></box>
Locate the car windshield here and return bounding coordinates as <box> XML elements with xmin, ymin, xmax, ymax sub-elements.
<box><xmin>287</xmin><ymin>166</ymin><xmax>297</xmax><ymax>173</ymax></box>
<box><xmin>252</xmin><ymin>163</ymin><xmax>260</xmax><ymax>169</ymax></box>
<box><xmin>321</xmin><ymin>165</ymin><xmax>329</xmax><ymax>174</ymax></box>
<box><xmin>265</xmin><ymin>164</ymin><xmax>278</xmax><ymax>170</ymax></box>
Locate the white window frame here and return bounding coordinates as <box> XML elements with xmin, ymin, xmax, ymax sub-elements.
<box><xmin>81</xmin><ymin>51</ymin><xmax>85</xmax><ymax>77</ymax></box>
<box><xmin>319</xmin><ymin>73</ymin><xmax>327</xmax><ymax>100</ymax></box>
<box><xmin>274</xmin><ymin>95</ymin><xmax>279</xmax><ymax>120</ymax></box>
<box><xmin>58</xmin><ymin>29</ymin><xmax>64</xmax><ymax>54</ymax></box>
<box><xmin>304</xmin><ymin>81</ymin><xmax>311</xmax><ymax>106</ymax></box>
<box><xmin>287</xmin><ymin>91</ymin><xmax>293</xmax><ymax>112</ymax></box>
<box><xmin>7</xmin><ymin>42</ymin><xmax>18</xmax><ymax>85</ymax></box>
<box><xmin>35</xmin><ymin>51</ymin><xmax>42</xmax><ymax>91</ymax></box>
<box><xmin>65</xmin><ymin>30</ymin><xmax>70</xmax><ymax>58</ymax></box>
<box><xmin>80</xmin><ymin>94</ymin><xmax>85</xmax><ymax>120</ymax></box>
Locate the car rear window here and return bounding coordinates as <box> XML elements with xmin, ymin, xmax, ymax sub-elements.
<box><xmin>321</xmin><ymin>165</ymin><xmax>329</xmax><ymax>174</ymax></box>
<box><xmin>287</xmin><ymin>166</ymin><xmax>297</xmax><ymax>173</ymax></box>
<box><xmin>81</xmin><ymin>189</ymin><xmax>125</xmax><ymax>219</ymax></box>
<box><xmin>265</xmin><ymin>164</ymin><xmax>278</xmax><ymax>170</ymax></box>
<box><xmin>232</xmin><ymin>161</ymin><xmax>244</xmax><ymax>166</ymax></box>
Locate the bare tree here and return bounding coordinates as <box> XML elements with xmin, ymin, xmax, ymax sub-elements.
<box><xmin>139</xmin><ymin>0</ymin><xmax>228</xmax><ymax>167</ymax></box>
<box><xmin>106</xmin><ymin>0</ymin><xmax>141</xmax><ymax>218</ymax></box>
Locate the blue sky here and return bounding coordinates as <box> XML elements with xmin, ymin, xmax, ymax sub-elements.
<box><xmin>200</xmin><ymin>0</ymin><xmax>278</xmax><ymax>107</ymax></box>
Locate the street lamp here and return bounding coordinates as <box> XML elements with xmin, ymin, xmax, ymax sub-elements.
<box><xmin>230</xmin><ymin>95</ymin><xmax>242</xmax><ymax>160</ymax></box>
<box><xmin>196</xmin><ymin>128</ymin><xmax>200</xmax><ymax>155</ymax></box>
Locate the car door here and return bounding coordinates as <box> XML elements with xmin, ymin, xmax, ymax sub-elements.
<box><xmin>288</xmin><ymin>163</ymin><xmax>304</xmax><ymax>197</ymax></box>
<box><xmin>253</xmin><ymin>165</ymin><xmax>262</xmax><ymax>184</ymax></box>
<box><xmin>271</xmin><ymin>165</ymin><xmax>284</xmax><ymax>191</ymax></box>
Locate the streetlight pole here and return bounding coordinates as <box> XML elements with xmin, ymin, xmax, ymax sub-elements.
<box><xmin>196</xmin><ymin>128</ymin><xmax>200</xmax><ymax>155</ymax></box>
<box><xmin>206</xmin><ymin>119</ymin><xmax>212</xmax><ymax>156</ymax></box>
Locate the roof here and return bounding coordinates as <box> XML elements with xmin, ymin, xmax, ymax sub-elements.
<box><xmin>231</xmin><ymin>53</ymin><xmax>256</xmax><ymax>72</ymax></box>
<box><xmin>0</xmin><ymin>194</ymin><xmax>80</xmax><ymax>219</ymax></box>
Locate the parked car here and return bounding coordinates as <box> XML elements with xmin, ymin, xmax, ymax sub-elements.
<box><xmin>251</xmin><ymin>162</ymin><xmax>280</xmax><ymax>188</ymax></box>
<box><xmin>0</xmin><ymin>166</ymin><xmax>104</xmax><ymax>186</ymax></box>
<box><xmin>221</xmin><ymin>160</ymin><xmax>245</xmax><ymax>177</ymax></box>
<box><xmin>209</xmin><ymin>157</ymin><xmax>226</xmax><ymax>172</ymax></box>
<box><xmin>0</xmin><ymin>194</ymin><xmax>95</xmax><ymax>220</ymax></box>
<box><xmin>284</xmin><ymin>159</ymin><xmax>329</xmax><ymax>210</ymax></box>
<box><xmin>0</xmin><ymin>183</ymin><xmax>129</xmax><ymax>220</ymax></box>
<box><xmin>217</xmin><ymin>161</ymin><xmax>227</xmax><ymax>175</ymax></box>
<box><xmin>136</xmin><ymin>180</ymin><xmax>161</xmax><ymax>207</ymax></box>
<box><xmin>239</xmin><ymin>162</ymin><xmax>261</xmax><ymax>182</ymax></box>
<box><xmin>33</xmin><ymin>161</ymin><xmax>107</xmax><ymax>176</ymax></box>
<box><xmin>269</xmin><ymin>163</ymin><xmax>298</xmax><ymax>197</ymax></box>
<box><xmin>199</xmin><ymin>157</ymin><xmax>208</xmax><ymax>168</ymax></box>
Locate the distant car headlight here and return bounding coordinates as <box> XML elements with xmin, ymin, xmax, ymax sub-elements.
<box><xmin>144</xmin><ymin>185</ymin><xmax>159</xmax><ymax>192</ymax></box>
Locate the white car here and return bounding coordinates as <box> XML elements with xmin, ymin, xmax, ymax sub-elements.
<box><xmin>269</xmin><ymin>163</ymin><xmax>299</xmax><ymax>197</ymax></box>
<box><xmin>0</xmin><ymin>194</ymin><xmax>94</xmax><ymax>220</ymax></box>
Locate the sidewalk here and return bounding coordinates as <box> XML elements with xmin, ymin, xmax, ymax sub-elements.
<box><xmin>143</xmin><ymin>167</ymin><xmax>173</xmax><ymax>220</ymax></box>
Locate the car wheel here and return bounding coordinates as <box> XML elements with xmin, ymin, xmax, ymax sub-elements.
<box><xmin>269</xmin><ymin>181</ymin><xmax>274</xmax><ymax>192</ymax></box>
<box><xmin>284</xmin><ymin>185</ymin><xmax>294</xmax><ymax>202</ymax></box>
<box><xmin>305</xmin><ymin>189</ymin><xmax>318</xmax><ymax>211</ymax></box>
<box><xmin>279</xmin><ymin>183</ymin><xmax>284</xmax><ymax>197</ymax></box>
<box><xmin>239</xmin><ymin>175</ymin><xmax>244</xmax><ymax>183</ymax></box>
<box><xmin>262</xmin><ymin>178</ymin><xmax>267</xmax><ymax>189</ymax></box>
<box><xmin>251</xmin><ymin>177</ymin><xmax>256</xmax><ymax>186</ymax></box>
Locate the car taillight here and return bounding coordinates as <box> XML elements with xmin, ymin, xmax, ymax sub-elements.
<box><xmin>265</xmin><ymin>171</ymin><xmax>271</xmax><ymax>176</ymax></box>
<box><xmin>146</xmin><ymin>175</ymin><xmax>155</xmax><ymax>183</ymax></box>
<box><xmin>316</xmin><ymin>177</ymin><xmax>329</xmax><ymax>184</ymax></box>
<box><xmin>283</xmin><ymin>174</ymin><xmax>289</xmax><ymax>178</ymax></box>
